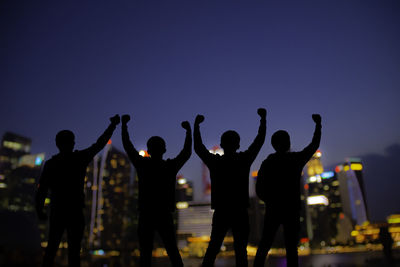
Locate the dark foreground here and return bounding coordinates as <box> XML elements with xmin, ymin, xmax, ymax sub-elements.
<box><xmin>2</xmin><ymin>250</ymin><xmax>399</xmax><ymax>267</ymax></box>
<box><xmin>77</xmin><ymin>250</ymin><xmax>400</xmax><ymax>267</ymax></box>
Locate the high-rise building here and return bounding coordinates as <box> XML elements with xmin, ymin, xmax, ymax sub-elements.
<box><xmin>303</xmin><ymin>150</ymin><xmax>350</xmax><ymax>247</ymax></box>
<box><xmin>335</xmin><ymin>158</ymin><xmax>368</xmax><ymax>226</ymax></box>
<box><xmin>306</xmin><ymin>149</ymin><xmax>324</xmax><ymax>177</ymax></box>
<box><xmin>305</xmin><ymin>170</ymin><xmax>344</xmax><ymax>246</ymax></box>
<box><xmin>0</xmin><ymin>132</ymin><xmax>32</xmax><ymax>176</ymax></box>
<box><xmin>0</xmin><ymin>133</ymin><xmax>47</xmax><ymax>249</ymax></box>
<box><xmin>5</xmin><ymin>153</ymin><xmax>45</xmax><ymax>213</ymax></box>
<box><xmin>303</xmin><ymin>150</ymin><xmax>325</xmax><ymax>246</ymax></box>
<box><xmin>85</xmin><ymin>142</ymin><xmax>133</xmax><ymax>255</ymax></box>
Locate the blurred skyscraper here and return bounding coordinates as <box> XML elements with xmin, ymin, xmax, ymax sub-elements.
<box><xmin>0</xmin><ymin>132</ymin><xmax>32</xmax><ymax>174</ymax></box>
<box><xmin>335</xmin><ymin>159</ymin><xmax>369</xmax><ymax>226</ymax></box>
<box><xmin>0</xmin><ymin>132</ymin><xmax>44</xmax><ymax>211</ymax></box>
<box><xmin>304</xmin><ymin>151</ymin><xmax>354</xmax><ymax>247</ymax></box>
<box><xmin>0</xmin><ymin>132</ymin><xmax>46</xmax><ymax>257</ymax></box>
<box><xmin>85</xmin><ymin>141</ymin><xmax>134</xmax><ymax>256</ymax></box>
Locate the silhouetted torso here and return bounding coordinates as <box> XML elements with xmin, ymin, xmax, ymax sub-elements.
<box><xmin>258</xmin><ymin>152</ymin><xmax>310</xmax><ymax>210</ymax></box>
<box><xmin>132</xmin><ymin>156</ymin><xmax>188</xmax><ymax>212</ymax></box>
<box><xmin>194</xmin><ymin>117</ymin><xmax>266</xmax><ymax>211</ymax></box>
<box><xmin>257</xmin><ymin>126</ymin><xmax>321</xmax><ymax>212</ymax></box>
<box><xmin>203</xmin><ymin>152</ymin><xmax>257</xmax><ymax>210</ymax></box>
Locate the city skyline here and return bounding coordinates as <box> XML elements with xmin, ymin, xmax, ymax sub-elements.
<box><xmin>1</xmin><ymin>129</ymin><xmax>398</xmax><ymax>224</ymax></box>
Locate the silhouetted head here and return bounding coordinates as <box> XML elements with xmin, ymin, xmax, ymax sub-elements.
<box><xmin>56</xmin><ymin>130</ymin><xmax>75</xmax><ymax>153</ymax></box>
<box><xmin>147</xmin><ymin>136</ymin><xmax>166</xmax><ymax>158</ymax></box>
<box><xmin>271</xmin><ymin>130</ymin><xmax>290</xmax><ymax>153</ymax></box>
<box><xmin>220</xmin><ymin>130</ymin><xmax>240</xmax><ymax>154</ymax></box>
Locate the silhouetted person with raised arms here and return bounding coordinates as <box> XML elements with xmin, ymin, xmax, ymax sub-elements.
<box><xmin>194</xmin><ymin>109</ymin><xmax>266</xmax><ymax>267</ymax></box>
<box><xmin>254</xmin><ymin>114</ymin><xmax>322</xmax><ymax>267</ymax></box>
<box><xmin>121</xmin><ymin>114</ymin><xmax>191</xmax><ymax>267</ymax></box>
<box><xmin>35</xmin><ymin>115</ymin><xmax>120</xmax><ymax>267</ymax></box>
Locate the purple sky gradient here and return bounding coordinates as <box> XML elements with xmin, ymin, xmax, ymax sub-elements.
<box><xmin>1</xmin><ymin>1</ymin><xmax>399</xmax><ymax>220</ymax></box>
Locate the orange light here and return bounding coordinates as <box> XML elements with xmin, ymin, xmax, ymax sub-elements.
<box><xmin>107</xmin><ymin>139</ymin><xmax>112</xmax><ymax>145</ymax></box>
<box><xmin>304</xmin><ymin>184</ymin><xmax>309</xmax><ymax>190</ymax></box>
<box><xmin>340</xmin><ymin>213</ymin><xmax>345</xmax><ymax>219</ymax></box>
<box><xmin>300</xmin><ymin>238</ymin><xmax>309</xmax><ymax>243</ymax></box>
<box><xmin>139</xmin><ymin>150</ymin><xmax>150</xmax><ymax>157</ymax></box>
<box><xmin>335</xmin><ymin>166</ymin><xmax>341</xmax><ymax>173</ymax></box>
<box><xmin>252</xmin><ymin>171</ymin><xmax>258</xmax><ymax>177</ymax></box>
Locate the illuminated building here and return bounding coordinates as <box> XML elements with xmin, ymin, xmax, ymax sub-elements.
<box><xmin>335</xmin><ymin>158</ymin><xmax>368</xmax><ymax>226</ymax></box>
<box><xmin>350</xmin><ymin>214</ymin><xmax>400</xmax><ymax>247</ymax></box>
<box><xmin>0</xmin><ymin>134</ymin><xmax>46</xmax><ymax>244</ymax></box>
<box><xmin>304</xmin><ymin>151</ymin><xmax>349</xmax><ymax>247</ymax></box>
<box><xmin>5</xmin><ymin>153</ymin><xmax>44</xmax><ymax>212</ymax></box>
<box><xmin>0</xmin><ymin>132</ymin><xmax>32</xmax><ymax>200</ymax></box>
<box><xmin>306</xmin><ymin>149</ymin><xmax>324</xmax><ymax>177</ymax></box>
<box><xmin>85</xmin><ymin>142</ymin><xmax>133</xmax><ymax>254</ymax></box>
<box><xmin>0</xmin><ymin>132</ymin><xmax>31</xmax><ymax>175</ymax></box>
<box><xmin>305</xmin><ymin>171</ymin><xmax>346</xmax><ymax>246</ymax></box>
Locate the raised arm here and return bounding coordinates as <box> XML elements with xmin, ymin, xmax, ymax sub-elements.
<box><xmin>246</xmin><ymin>108</ymin><xmax>267</xmax><ymax>162</ymax></box>
<box><xmin>193</xmin><ymin>115</ymin><xmax>214</xmax><ymax>164</ymax></box>
<box><xmin>121</xmin><ymin>114</ymin><xmax>142</xmax><ymax>165</ymax></box>
<box><xmin>173</xmin><ymin>121</ymin><xmax>192</xmax><ymax>169</ymax></box>
<box><xmin>84</xmin><ymin>115</ymin><xmax>120</xmax><ymax>159</ymax></box>
<box><xmin>300</xmin><ymin>114</ymin><xmax>322</xmax><ymax>161</ymax></box>
<box><xmin>35</xmin><ymin>162</ymin><xmax>50</xmax><ymax>220</ymax></box>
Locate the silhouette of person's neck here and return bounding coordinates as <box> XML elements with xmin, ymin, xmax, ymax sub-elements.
<box><xmin>222</xmin><ymin>149</ymin><xmax>237</xmax><ymax>156</ymax></box>
<box><xmin>59</xmin><ymin>149</ymin><xmax>73</xmax><ymax>155</ymax></box>
<box><xmin>150</xmin><ymin>154</ymin><xmax>163</xmax><ymax>161</ymax></box>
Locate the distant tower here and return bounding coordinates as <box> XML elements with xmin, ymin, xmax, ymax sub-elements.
<box><xmin>0</xmin><ymin>132</ymin><xmax>32</xmax><ymax>176</ymax></box>
<box><xmin>303</xmin><ymin>150</ymin><xmax>324</xmax><ymax>244</ymax></box>
<box><xmin>0</xmin><ymin>132</ymin><xmax>43</xmax><ymax>212</ymax></box>
<box><xmin>335</xmin><ymin>158</ymin><xmax>368</xmax><ymax>226</ymax></box>
<box><xmin>86</xmin><ymin>141</ymin><xmax>132</xmax><ymax>252</ymax></box>
<box><xmin>303</xmin><ymin>150</ymin><xmax>347</xmax><ymax>247</ymax></box>
<box><xmin>306</xmin><ymin>149</ymin><xmax>324</xmax><ymax>177</ymax></box>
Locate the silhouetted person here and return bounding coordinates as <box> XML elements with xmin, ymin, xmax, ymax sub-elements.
<box><xmin>254</xmin><ymin>114</ymin><xmax>322</xmax><ymax>267</ymax></box>
<box><xmin>121</xmin><ymin>114</ymin><xmax>191</xmax><ymax>267</ymax></box>
<box><xmin>194</xmin><ymin>109</ymin><xmax>266</xmax><ymax>267</ymax></box>
<box><xmin>379</xmin><ymin>226</ymin><xmax>394</xmax><ymax>265</ymax></box>
<box><xmin>35</xmin><ymin>115</ymin><xmax>120</xmax><ymax>267</ymax></box>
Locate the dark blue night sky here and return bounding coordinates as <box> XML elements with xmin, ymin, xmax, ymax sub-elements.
<box><xmin>1</xmin><ymin>1</ymin><xmax>399</xmax><ymax>221</ymax></box>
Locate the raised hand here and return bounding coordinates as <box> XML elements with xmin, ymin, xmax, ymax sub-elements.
<box><xmin>181</xmin><ymin>121</ymin><xmax>191</xmax><ymax>131</ymax></box>
<box><xmin>312</xmin><ymin>114</ymin><xmax>321</xmax><ymax>125</ymax></box>
<box><xmin>257</xmin><ymin>108</ymin><xmax>267</xmax><ymax>119</ymax></box>
<box><xmin>110</xmin><ymin>114</ymin><xmax>120</xmax><ymax>125</ymax></box>
<box><xmin>122</xmin><ymin>114</ymin><xmax>130</xmax><ymax>124</ymax></box>
<box><xmin>195</xmin><ymin>115</ymin><xmax>205</xmax><ymax>125</ymax></box>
